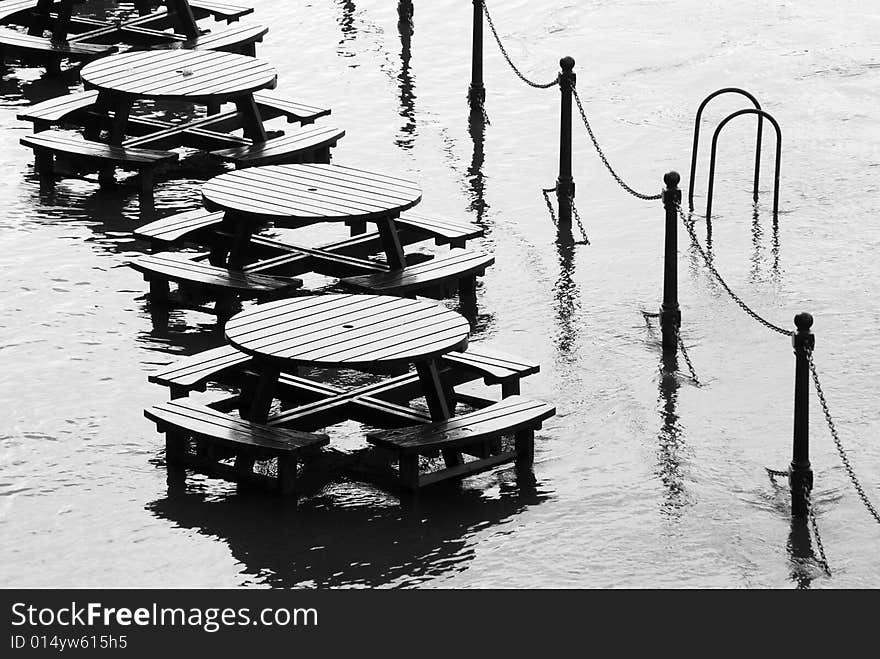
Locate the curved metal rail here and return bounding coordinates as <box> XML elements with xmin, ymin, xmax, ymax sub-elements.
<box><xmin>706</xmin><ymin>108</ymin><xmax>781</xmax><ymax>221</ymax></box>
<box><xmin>688</xmin><ymin>88</ymin><xmax>764</xmax><ymax>212</ymax></box>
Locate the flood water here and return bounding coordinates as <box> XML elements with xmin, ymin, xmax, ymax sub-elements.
<box><xmin>1</xmin><ymin>0</ymin><xmax>878</xmax><ymax>588</ymax></box>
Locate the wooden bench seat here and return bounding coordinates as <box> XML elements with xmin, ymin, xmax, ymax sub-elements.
<box><xmin>0</xmin><ymin>1</ymin><xmax>41</xmax><ymax>25</ymax></box>
<box><xmin>0</xmin><ymin>27</ymin><xmax>116</xmax><ymax>67</ymax></box>
<box><xmin>210</xmin><ymin>125</ymin><xmax>345</xmax><ymax>167</ymax></box>
<box><xmin>134</xmin><ymin>208</ymin><xmax>225</xmax><ymax>250</ymax></box>
<box><xmin>145</xmin><ymin>399</ymin><xmax>329</xmax><ymax>494</ymax></box>
<box><xmin>348</xmin><ymin>212</ymin><xmax>483</xmax><ymax>249</ymax></box>
<box><xmin>341</xmin><ymin>248</ymin><xmax>494</xmax><ymax>302</ymax></box>
<box><xmin>186</xmin><ymin>22</ymin><xmax>267</xmax><ymax>56</ymax></box>
<box><xmin>129</xmin><ymin>252</ymin><xmax>302</xmax><ymax>319</ymax></box>
<box><xmin>20</xmin><ymin>131</ymin><xmax>176</xmax><ymax>192</ymax></box>
<box><xmin>188</xmin><ymin>1</ymin><xmax>253</xmax><ymax>23</ymax></box>
<box><xmin>254</xmin><ymin>92</ymin><xmax>331</xmax><ymax>126</ymax></box>
<box><xmin>149</xmin><ymin>343</ymin><xmax>538</xmax><ymax>403</ymax></box>
<box><xmin>367</xmin><ymin>396</ymin><xmax>555</xmax><ymax>489</ymax></box>
<box><xmin>16</xmin><ymin>89</ymin><xmax>98</xmax><ymax>131</ymax></box>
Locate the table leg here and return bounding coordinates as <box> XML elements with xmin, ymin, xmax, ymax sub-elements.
<box><xmin>376</xmin><ymin>216</ymin><xmax>407</xmax><ymax>270</ymax></box>
<box><xmin>234</xmin><ymin>95</ymin><xmax>268</xmax><ymax>143</ymax></box>
<box><xmin>28</xmin><ymin>0</ymin><xmax>53</xmax><ymax>36</ymax></box>
<box><xmin>218</xmin><ymin>212</ymin><xmax>253</xmax><ymax>269</ymax></box>
<box><xmin>165</xmin><ymin>0</ymin><xmax>200</xmax><ymax>39</ymax></box>
<box><xmin>98</xmin><ymin>94</ymin><xmax>133</xmax><ymax>187</ymax></box>
<box><xmin>415</xmin><ymin>359</ymin><xmax>462</xmax><ymax>467</ymax></box>
<box><xmin>51</xmin><ymin>0</ymin><xmax>75</xmax><ymax>41</ymax></box>
<box><xmin>242</xmin><ymin>364</ymin><xmax>280</xmax><ymax>424</ymax></box>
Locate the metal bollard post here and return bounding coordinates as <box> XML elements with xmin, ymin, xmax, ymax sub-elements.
<box><xmin>468</xmin><ymin>0</ymin><xmax>485</xmax><ymax>106</ymax></box>
<box><xmin>790</xmin><ymin>312</ymin><xmax>814</xmax><ymax>518</ymax></box>
<box><xmin>556</xmin><ymin>56</ymin><xmax>575</xmax><ymax>228</ymax></box>
<box><xmin>659</xmin><ymin>171</ymin><xmax>681</xmax><ymax>349</ymax></box>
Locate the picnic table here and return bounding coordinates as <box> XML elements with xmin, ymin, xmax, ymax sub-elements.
<box><xmin>0</xmin><ymin>1</ymin><xmax>257</xmax><ymax>71</ymax></box>
<box><xmin>224</xmin><ymin>294</ymin><xmax>471</xmax><ymax>424</ymax></box>
<box><xmin>143</xmin><ymin>294</ymin><xmax>554</xmax><ymax>494</ymax></box>
<box><xmin>81</xmin><ymin>48</ymin><xmax>277</xmax><ymax>145</ymax></box>
<box><xmin>201</xmin><ymin>163</ymin><xmax>422</xmax><ymax>269</ymax></box>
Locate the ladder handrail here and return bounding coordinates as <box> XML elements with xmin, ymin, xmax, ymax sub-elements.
<box><xmin>706</xmin><ymin>108</ymin><xmax>781</xmax><ymax>221</ymax></box>
<box><xmin>688</xmin><ymin>88</ymin><xmax>764</xmax><ymax>212</ymax></box>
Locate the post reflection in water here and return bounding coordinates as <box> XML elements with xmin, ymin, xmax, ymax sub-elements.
<box><xmin>787</xmin><ymin>516</ymin><xmax>818</xmax><ymax>589</ymax></box>
<box><xmin>465</xmin><ymin>104</ymin><xmax>488</xmax><ymax>228</ymax></box>
<box><xmin>656</xmin><ymin>349</ymin><xmax>688</xmax><ymax>517</ymax></box>
<box><xmin>147</xmin><ymin>478</ymin><xmax>546</xmax><ymax>588</ymax></box>
<box><xmin>552</xmin><ymin>225</ymin><xmax>580</xmax><ymax>361</ymax></box>
<box><xmin>395</xmin><ymin>1</ymin><xmax>416</xmax><ymax>150</ymax></box>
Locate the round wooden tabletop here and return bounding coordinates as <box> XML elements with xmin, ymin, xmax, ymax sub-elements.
<box><xmin>225</xmin><ymin>294</ymin><xmax>470</xmax><ymax>368</ymax></box>
<box><xmin>202</xmin><ymin>163</ymin><xmax>422</xmax><ymax>224</ymax></box>
<box><xmin>80</xmin><ymin>49</ymin><xmax>277</xmax><ymax>102</ymax></box>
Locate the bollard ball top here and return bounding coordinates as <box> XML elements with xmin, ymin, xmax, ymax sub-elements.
<box><xmin>664</xmin><ymin>171</ymin><xmax>681</xmax><ymax>189</ymax></box>
<box><xmin>560</xmin><ymin>56</ymin><xmax>575</xmax><ymax>71</ymax></box>
<box><xmin>794</xmin><ymin>312</ymin><xmax>814</xmax><ymax>331</ymax></box>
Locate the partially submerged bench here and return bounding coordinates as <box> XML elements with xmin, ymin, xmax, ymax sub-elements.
<box><xmin>148</xmin><ymin>342</ymin><xmax>539</xmax><ymax>405</ymax></box>
<box><xmin>20</xmin><ymin>131</ymin><xmax>176</xmax><ymax>193</ymax></box>
<box><xmin>188</xmin><ymin>1</ymin><xmax>253</xmax><ymax>24</ymax></box>
<box><xmin>0</xmin><ymin>26</ymin><xmax>116</xmax><ymax>72</ymax></box>
<box><xmin>145</xmin><ymin>398</ymin><xmax>329</xmax><ymax>495</ymax></box>
<box><xmin>210</xmin><ymin>124</ymin><xmax>345</xmax><ymax>167</ymax></box>
<box><xmin>367</xmin><ymin>396</ymin><xmax>555</xmax><ymax>490</ymax></box>
<box><xmin>134</xmin><ymin>209</ymin><xmax>225</xmax><ymax>251</ymax></box>
<box><xmin>341</xmin><ymin>248</ymin><xmax>494</xmax><ymax>303</ymax></box>
<box><xmin>347</xmin><ymin>212</ymin><xmax>484</xmax><ymax>249</ymax></box>
<box><xmin>186</xmin><ymin>22</ymin><xmax>267</xmax><ymax>56</ymax></box>
<box><xmin>129</xmin><ymin>251</ymin><xmax>302</xmax><ymax>320</ymax></box>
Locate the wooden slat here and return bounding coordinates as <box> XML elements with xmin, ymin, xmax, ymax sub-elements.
<box><xmin>442</xmin><ymin>346</ymin><xmax>540</xmax><ymax>383</ymax></box>
<box><xmin>145</xmin><ymin>399</ymin><xmax>328</xmax><ymax>453</ymax></box>
<box><xmin>130</xmin><ymin>252</ymin><xmax>300</xmax><ymax>292</ymax></box>
<box><xmin>210</xmin><ymin>125</ymin><xmax>345</xmax><ymax>166</ymax></box>
<box><xmin>81</xmin><ymin>49</ymin><xmax>276</xmax><ymax>100</ymax></box>
<box><xmin>16</xmin><ymin>89</ymin><xmax>98</xmax><ymax>124</ymax></box>
<box><xmin>20</xmin><ymin>132</ymin><xmax>177</xmax><ymax>164</ymax></box>
<box><xmin>254</xmin><ymin>92</ymin><xmax>330</xmax><ymax>124</ymax></box>
<box><xmin>342</xmin><ymin>249</ymin><xmax>494</xmax><ymax>295</ymax></box>
<box><xmin>0</xmin><ymin>26</ymin><xmax>116</xmax><ymax>57</ymax></box>
<box><xmin>188</xmin><ymin>1</ymin><xmax>253</xmax><ymax>22</ymax></box>
<box><xmin>202</xmin><ymin>163</ymin><xmax>421</xmax><ymax>223</ymax></box>
<box><xmin>367</xmin><ymin>396</ymin><xmax>555</xmax><ymax>454</ymax></box>
<box><xmin>134</xmin><ymin>209</ymin><xmax>225</xmax><ymax>243</ymax></box>
<box><xmin>225</xmin><ymin>294</ymin><xmax>469</xmax><ymax>367</ymax></box>
<box><xmin>187</xmin><ymin>22</ymin><xmax>267</xmax><ymax>51</ymax></box>
<box><xmin>148</xmin><ymin>344</ymin><xmax>251</xmax><ymax>389</ymax></box>
<box><xmin>395</xmin><ymin>212</ymin><xmax>483</xmax><ymax>243</ymax></box>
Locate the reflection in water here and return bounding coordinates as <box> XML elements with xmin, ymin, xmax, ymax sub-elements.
<box><xmin>466</xmin><ymin>104</ymin><xmax>488</xmax><ymax>228</ymax></box>
<box><xmin>787</xmin><ymin>517</ymin><xmax>818</xmax><ymax>589</ymax></box>
<box><xmin>395</xmin><ymin>1</ymin><xmax>416</xmax><ymax>150</ymax></box>
<box><xmin>552</xmin><ymin>226</ymin><xmax>580</xmax><ymax>361</ymax></box>
<box><xmin>336</xmin><ymin>0</ymin><xmax>357</xmax><ymax>47</ymax></box>
<box><xmin>148</xmin><ymin>477</ymin><xmax>547</xmax><ymax>588</ymax></box>
<box><xmin>656</xmin><ymin>350</ymin><xmax>688</xmax><ymax>517</ymax></box>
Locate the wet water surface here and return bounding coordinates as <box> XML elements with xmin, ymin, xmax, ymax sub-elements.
<box><xmin>0</xmin><ymin>0</ymin><xmax>878</xmax><ymax>588</ymax></box>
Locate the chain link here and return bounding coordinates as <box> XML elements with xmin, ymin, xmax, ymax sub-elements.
<box><xmin>481</xmin><ymin>1</ymin><xmax>559</xmax><ymax>89</ymax></box>
<box><xmin>568</xmin><ymin>195</ymin><xmax>591</xmax><ymax>245</ymax></box>
<box><xmin>542</xmin><ymin>186</ymin><xmax>558</xmax><ymax>227</ymax></box>
<box><xmin>805</xmin><ymin>485</ymin><xmax>832</xmax><ymax>575</ymax></box>
<box><xmin>679</xmin><ymin>206</ymin><xmax>793</xmax><ymax>337</ymax></box>
<box><xmin>807</xmin><ymin>349</ymin><xmax>880</xmax><ymax>525</ymax></box>
<box><xmin>571</xmin><ymin>86</ymin><xmax>662</xmax><ymax>201</ymax></box>
<box><xmin>677</xmin><ymin>334</ymin><xmax>700</xmax><ymax>385</ymax></box>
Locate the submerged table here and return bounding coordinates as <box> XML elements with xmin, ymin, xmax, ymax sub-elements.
<box><xmin>79</xmin><ymin>48</ymin><xmax>277</xmax><ymax>146</ymax></box>
<box><xmin>201</xmin><ymin>163</ymin><xmax>422</xmax><ymax>269</ymax></box>
<box><xmin>224</xmin><ymin>294</ymin><xmax>470</xmax><ymax>424</ymax></box>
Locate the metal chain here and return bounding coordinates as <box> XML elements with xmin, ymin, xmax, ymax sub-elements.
<box><xmin>805</xmin><ymin>485</ymin><xmax>832</xmax><ymax>575</ymax></box>
<box><xmin>679</xmin><ymin>207</ymin><xmax>793</xmax><ymax>337</ymax></box>
<box><xmin>765</xmin><ymin>467</ymin><xmax>790</xmax><ymax>479</ymax></box>
<box><xmin>568</xmin><ymin>195</ymin><xmax>591</xmax><ymax>245</ymax></box>
<box><xmin>542</xmin><ymin>186</ymin><xmax>558</xmax><ymax>226</ymax></box>
<box><xmin>677</xmin><ymin>334</ymin><xmax>700</xmax><ymax>385</ymax></box>
<box><xmin>571</xmin><ymin>86</ymin><xmax>662</xmax><ymax>201</ymax></box>
<box><xmin>807</xmin><ymin>349</ymin><xmax>880</xmax><ymax>525</ymax></box>
<box><xmin>481</xmin><ymin>1</ymin><xmax>559</xmax><ymax>89</ymax></box>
